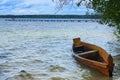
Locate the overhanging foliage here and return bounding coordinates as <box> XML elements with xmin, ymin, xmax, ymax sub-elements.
<box><xmin>54</xmin><ymin>0</ymin><xmax>120</xmax><ymax>35</ymax></box>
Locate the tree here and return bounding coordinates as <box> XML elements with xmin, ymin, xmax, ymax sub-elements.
<box><xmin>92</xmin><ymin>0</ymin><xmax>120</xmax><ymax>36</ymax></box>
<box><xmin>53</xmin><ymin>0</ymin><xmax>120</xmax><ymax>36</ymax></box>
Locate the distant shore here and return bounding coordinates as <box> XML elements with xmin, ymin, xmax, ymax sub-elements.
<box><xmin>0</xmin><ymin>15</ymin><xmax>101</xmax><ymax>19</ymax></box>
<box><xmin>4</xmin><ymin>18</ymin><xmax>100</xmax><ymax>22</ymax></box>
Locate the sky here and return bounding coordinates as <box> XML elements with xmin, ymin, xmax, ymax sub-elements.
<box><xmin>0</xmin><ymin>0</ymin><xmax>94</xmax><ymax>15</ymax></box>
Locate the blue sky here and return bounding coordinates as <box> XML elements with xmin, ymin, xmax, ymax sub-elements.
<box><xmin>0</xmin><ymin>0</ymin><xmax>94</xmax><ymax>15</ymax></box>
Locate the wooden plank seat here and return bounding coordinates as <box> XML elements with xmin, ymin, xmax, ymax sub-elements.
<box><xmin>77</xmin><ymin>50</ymin><xmax>98</xmax><ymax>56</ymax></box>
<box><xmin>74</xmin><ymin>45</ymin><xmax>83</xmax><ymax>48</ymax></box>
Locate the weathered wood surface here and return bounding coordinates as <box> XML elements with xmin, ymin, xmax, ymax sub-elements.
<box><xmin>72</xmin><ymin>38</ymin><xmax>114</xmax><ymax>77</ymax></box>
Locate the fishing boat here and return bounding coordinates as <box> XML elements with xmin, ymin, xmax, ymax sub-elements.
<box><xmin>72</xmin><ymin>38</ymin><xmax>114</xmax><ymax>77</ymax></box>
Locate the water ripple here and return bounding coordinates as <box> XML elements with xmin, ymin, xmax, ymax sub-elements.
<box><xmin>49</xmin><ymin>65</ymin><xmax>66</xmax><ymax>72</ymax></box>
<box><xmin>0</xmin><ymin>21</ymin><xmax>119</xmax><ymax>80</ymax></box>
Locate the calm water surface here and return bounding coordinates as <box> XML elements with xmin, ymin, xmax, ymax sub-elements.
<box><xmin>0</xmin><ymin>19</ymin><xmax>120</xmax><ymax>80</ymax></box>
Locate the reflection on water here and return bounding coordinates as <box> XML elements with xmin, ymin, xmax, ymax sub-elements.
<box><xmin>0</xmin><ymin>19</ymin><xmax>120</xmax><ymax>80</ymax></box>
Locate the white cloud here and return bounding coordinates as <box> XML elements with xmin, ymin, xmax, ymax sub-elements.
<box><xmin>23</xmin><ymin>0</ymin><xmax>53</xmax><ymax>5</ymax></box>
<box><xmin>0</xmin><ymin>0</ymin><xmax>94</xmax><ymax>15</ymax></box>
<box><xmin>10</xmin><ymin>0</ymin><xmax>56</xmax><ymax>14</ymax></box>
<box><xmin>0</xmin><ymin>0</ymin><xmax>9</xmax><ymax>4</ymax></box>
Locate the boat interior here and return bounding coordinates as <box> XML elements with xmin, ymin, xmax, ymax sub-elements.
<box><xmin>73</xmin><ymin>38</ymin><xmax>104</xmax><ymax>62</ymax></box>
<box><xmin>79</xmin><ymin>50</ymin><xmax>102</xmax><ymax>62</ymax></box>
<box><xmin>74</xmin><ymin>46</ymin><xmax>104</xmax><ymax>62</ymax></box>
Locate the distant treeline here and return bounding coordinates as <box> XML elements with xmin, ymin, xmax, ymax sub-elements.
<box><xmin>0</xmin><ymin>15</ymin><xmax>101</xmax><ymax>19</ymax></box>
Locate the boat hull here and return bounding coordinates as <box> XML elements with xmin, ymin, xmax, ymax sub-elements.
<box><xmin>73</xmin><ymin>54</ymin><xmax>113</xmax><ymax>76</ymax></box>
<box><xmin>72</xmin><ymin>38</ymin><xmax>114</xmax><ymax>77</ymax></box>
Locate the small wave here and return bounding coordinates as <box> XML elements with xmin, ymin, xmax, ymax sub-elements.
<box><xmin>51</xmin><ymin>77</ymin><xmax>69</xmax><ymax>80</ymax></box>
<box><xmin>49</xmin><ymin>65</ymin><xmax>66</xmax><ymax>72</ymax></box>
<box><xmin>6</xmin><ymin>70</ymin><xmax>36</xmax><ymax>80</ymax></box>
<box><xmin>0</xmin><ymin>52</ymin><xmax>12</xmax><ymax>59</ymax></box>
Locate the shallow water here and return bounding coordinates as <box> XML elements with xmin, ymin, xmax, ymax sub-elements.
<box><xmin>0</xmin><ymin>19</ymin><xmax>120</xmax><ymax>80</ymax></box>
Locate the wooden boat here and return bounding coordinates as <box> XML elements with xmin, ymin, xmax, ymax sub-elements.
<box><xmin>72</xmin><ymin>38</ymin><xmax>114</xmax><ymax>77</ymax></box>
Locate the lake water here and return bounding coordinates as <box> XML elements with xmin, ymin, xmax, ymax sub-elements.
<box><xmin>0</xmin><ymin>18</ymin><xmax>120</xmax><ymax>80</ymax></box>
